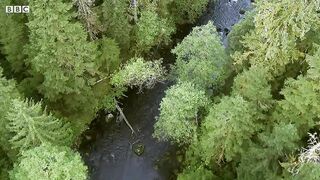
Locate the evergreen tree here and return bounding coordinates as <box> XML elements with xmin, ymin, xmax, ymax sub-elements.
<box><xmin>199</xmin><ymin>95</ymin><xmax>261</xmax><ymax>164</ymax></box>
<box><xmin>177</xmin><ymin>165</ymin><xmax>215</xmax><ymax>180</ymax></box>
<box><xmin>0</xmin><ymin>68</ymin><xmax>20</xmax><ymax>159</ymax></box>
<box><xmin>0</xmin><ymin>0</ymin><xmax>28</xmax><ymax>78</ymax></box>
<box><xmin>7</xmin><ymin>99</ymin><xmax>72</xmax><ymax>152</ymax></box>
<box><xmin>227</xmin><ymin>11</ymin><xmax>255</xmax><ymax>56</ymax></box>
<box><xmin>26</xmin><ymin>0</ymin><xmax>99</xmax><ymax>100</ymax></box>
<box><xmin>10</xmin><ymin>144</ymin><xmax>87</xmax><ymax>180</ymax></box>
<box><xmin>134</xmin><ymin>9</ymin><xmax>175</xmax><ymax>54</ymax></box>
<box><xmin>96</xmin><ymin>37</ymin><xmax>121</xmax><ymax>74</ymax></box>
<box><xmin>100</xmin><ymin>0</ymin><xmax>132</xmax><ymax>53</ymax></box>
<box><xmin>234</xmin><ymin>0</ymin><xmax>320</xmax><ymax>76</ymax></box>
<box><xmin>170</xmin><ymin>0</ymin><xmax>210</xmax><ymax>24</ymax></box>
<box><xmin>232</xmin><ymin>66</ymin><xmax>273</xmax><ymax>111</ymax></box>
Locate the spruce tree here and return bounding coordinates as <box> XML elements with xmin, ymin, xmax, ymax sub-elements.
<box><xmin>0</xmin><ymin>68</ymin><xmax>20</xmax><ymax>159</ymax></box>
<box><xmin>96</xmin><ymin>37</ymin><xmax>121</xmax><ymax>74</ymax></box>
<box><xmin>170</xmin><ymin>0</ymin><xmax>209</xmax><ymax>24</ymax></box>
<box><xmin>7</xmin><ymin>99</ymin><xmax>72</xmax><ymax>152</ymax></box>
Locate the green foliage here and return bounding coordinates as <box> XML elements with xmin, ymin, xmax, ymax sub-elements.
<box><xmin>236</xmin><ymin>123</ymin><xmax>299</xmax><ymax>180</ymax></box>
<box><xmin>227</xmin><ymin>11</ymin><xmax>255</xmax><ymax>55</ymax></box>
<box><xmin>96</xmin><ymin>37</ymin><xmax>121</xmax><ymax>74</ymax></box>
<box><xmin>272</xmin><ymin>46</ymin><xmax>320</xmax><ymax>135</ymax></box>
<box><xmin>178</xmin><ymin>165</ymin><xmax>215</xmax><ymax>180</ymax></box>
<box><xmin>306</xmin><ymin>44</ymin><xmax>320</xmax><ymax>81</ymax></box>
<box><xmin>154</xmin><ymin>82</ymin><xmax>209</xmax><ymax>144</ymax></box>
<box><xmin>100</xmin><ymin>0</ymin><xmax>132</xmax><ymax>52</ymax></box>
<box><xmin>111</xmin><ymin>58</ymin><xmax>166</xmax><ymax>90</ymax></box>
<box><xmin>171</xmin><ymin>0</ymin><xmax>209</xmax><ymax>24</ymax></box>
<box><xmin>232</xmin><ymin>66</ymin><xmax>273</xmax><ymax>110</ymax></box>
<box><xmin>0</xmin><ymin>0</ymin><xmax>28</xmax><ymax>77</ymax></box>
<box><xmin>293</xmin><ymin>163</ymin><xmax>320</xmax><ymax>180</ymax></box>
<box><xmin>273</xmin><ymin>77</ymin><xmax>320</xmax><ymax>134</ymax></box>
<box><xmin>172</xmin><ymin>22</ymin><xmax>230</xmax><ymax>90</ymax></box>
<box><xmin>135</xmin><ymin>9</ymin><xmax>175</xmax><ymax>54</ymax></box>
<box><xmin>199</xmin><ymin>95</ymin><xmax>260</xmax><ymax>163</ymax></box>
<box><xmin>26</xmin><ymin>0</ymin><xmax>99</xmax><ymax>100</ymax></box>
<box><xmin>10</xmin><ymin>144</ymin><xmax>87</xmax><ymax>180</ymax></box>
<box><xmin>0</xmin><ymin>68</ymin><xmax>20</xmax><ymax>159</ymax></box>
<box><xmin>234</xmin><ymin>0</ymin><xmax>320</xmax><ymax>76</ymax></box>
<box><xmin>7</xmin><ymin>99</ymin><xmax>72</xmax><ymax>152</ymax></box>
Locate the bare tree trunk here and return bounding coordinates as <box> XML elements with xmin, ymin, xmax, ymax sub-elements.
<box><xmin>131</xmin><ymin>0</ymin><xmax>138</xmax><ymax>22</ymax></box>
<box><xmin>116</xmin><ymin>103</ymin><xmax>136</xmax><ymax>134</ymax></box>
<box><xmin>74</xmin><ymin>0</ymin><xmax>99</xmax><ymax>40</ymax></box>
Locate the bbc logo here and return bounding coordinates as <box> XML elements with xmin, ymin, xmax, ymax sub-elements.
<box><xmin>6</xmin><ymin>6</ymin><xmax>29</xmax><ymax>14</ymax></box>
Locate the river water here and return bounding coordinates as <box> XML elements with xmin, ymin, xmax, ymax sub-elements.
<box><xmin>80</xmin><ymin>0</ymin><xmax>252</xmax><ymax>179</ymax></box>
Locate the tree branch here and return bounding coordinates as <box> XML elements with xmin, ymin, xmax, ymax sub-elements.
<box><xmin>116</xmin><ymin>102</ymin><xmax>136</xmax><ymax>134</ymax></box>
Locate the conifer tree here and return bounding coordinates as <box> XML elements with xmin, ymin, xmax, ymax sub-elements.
<box><xmin>7</xmin><ymin>99</ymin><xmax>72</xmax><ymax>152</ymax></box>
<box><xmin>101</xmin><ymin>0</ymin><xmax>132</xmax><ymax>52</ymax></box>
<box><xmin>234</xmin><ymin>0</ymin><xmax>320</xmax><ymax>76</ymax></box>
<box><xmin>199</xmin><ymin>95</ymin><xmax>260</xmax><ymax>164</ymax></box>
<box><xmin>170</xmin><ymin>0</ymin><xmax>209</xmax><ymax>24</ymax></box>
<box><xmin>10</xmin><ymin>144</ymin><xmax>87</xmax><ymax>180</ymax></box>
<box><xmin>232</xmin><ymin>66</ymin><xmax>273</xmax><ymax>111</ymax></box>
<box><xmin>134</xmin><ymin>9</ymin><xmax>175</xmax><ymax>54</ymax></box>
<box><xmin>96</xmin><ymin>37</ymin><xmax>121</xmax><ymax>74</ymax></box>
<box><xmin>227</xmin><ymin>11</ymin><xmax>255</xmax><ymax>56</ymax></box>
<box><xmin>177</xmin><ymin>165</ymin><xmax>215</xmax><ymax>180</ymax></box>
<box><xmin>26</xmin><ymin>0</ymin><xmax>99</xmax><ymax>100</ymax></box>
<box><xmin>0</xmin><ymin>68</ymin><xmax>20</xmax><ymax>159</ymax></box>
<box><xmin>0</xmin><ymin>0</ymin><xmax>28</xmax><ymax>77</ymax></box>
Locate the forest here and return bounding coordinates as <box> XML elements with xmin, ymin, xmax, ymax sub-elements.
<box><xmin>1</xmin><ymin>0</ymin><xmax>320</xmax><ymax>179</ymax></box>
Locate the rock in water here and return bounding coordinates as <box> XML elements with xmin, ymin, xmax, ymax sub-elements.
<box><xmin>133</xmin><ymin>143</ymin><xmax>145</xmax><ymax>156</ymax></box>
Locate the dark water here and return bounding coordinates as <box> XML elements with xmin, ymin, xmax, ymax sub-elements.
<box><xmin>80</xmin><ymin>83</ymin><xmax>179</xmax><ymax>180</ymax></box>
<box><xmin>80</xmin><ymin>0</ymin><xmax>252</xmax><ymax>179</ymax></box>
<box><xmin>200</xmin><ymin>0</ymin><xmax>252</xmax><ymax>45</ymax></box>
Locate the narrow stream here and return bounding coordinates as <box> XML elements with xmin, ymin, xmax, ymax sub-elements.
<box><xmin>80</xmin><ymin>0</ymin><xmax>252</xmax><ymax>179</ymax></box>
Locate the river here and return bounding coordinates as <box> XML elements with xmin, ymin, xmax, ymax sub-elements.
<box><xmin>80</xmin><ymin>0</ymin><xmax>252</xmax><ymax>179</ymax></box>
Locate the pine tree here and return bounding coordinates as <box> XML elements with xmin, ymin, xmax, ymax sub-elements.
<box><xmin>10</xmin><ymin>143</ymin><xmax>87</xmax><ymax>180</ymax></box>
<box><xmin>7</xmin><ymin>99</ymin><xmax>72</xmax><ymax>152</ymax></box>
